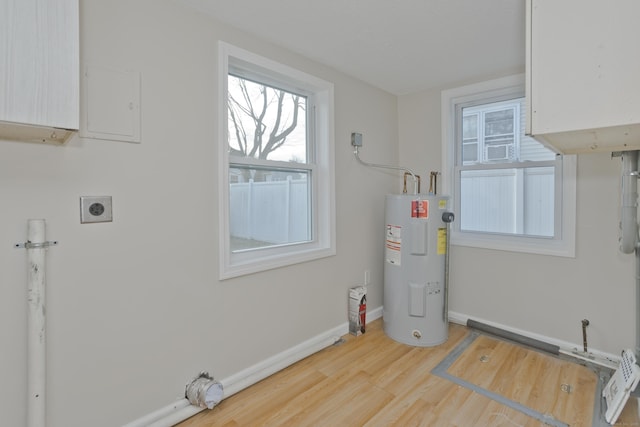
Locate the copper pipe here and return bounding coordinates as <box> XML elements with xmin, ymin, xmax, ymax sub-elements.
<box><xmin>403</xmin><ymin>172</ymin><xmax>420</xmax><ymax>194</ymax></box>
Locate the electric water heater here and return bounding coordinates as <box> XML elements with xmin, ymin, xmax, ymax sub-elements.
<box><xmin>383</xmin><ymin>193</ymin><xmax>452</xmax><ymax>347</ymax></box>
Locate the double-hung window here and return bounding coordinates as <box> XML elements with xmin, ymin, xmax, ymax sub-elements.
<box><xmin>442</xmin><ymin>75</ymin><xmax>576</xmax><ymax>256</ymax></box>
<box><xmin>219</xmin><ymin>42</ymin><xmax>335</xmax><ymax>279</ymax></box>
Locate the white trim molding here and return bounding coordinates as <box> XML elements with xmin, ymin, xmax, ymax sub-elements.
<box><xmin>218</xmin><ymin>41</ymin><xmax>336</xmax><ymax>280</ymax></box>
<box><xmin>122</xmin><ymin>306</ymin><xmax>383</xmax><ymax>427</ymax></box>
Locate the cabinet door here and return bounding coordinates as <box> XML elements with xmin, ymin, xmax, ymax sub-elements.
<box><xmin>526</xmin><ymin>0</ymin><xmax>640</xmax><ymax>153</ymax></box>
<box><xmin>0</xmin><ymin>0</ymin><xmax>79</xmax><ymax>130</ymax></box>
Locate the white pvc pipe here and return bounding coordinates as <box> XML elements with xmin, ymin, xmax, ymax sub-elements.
<box><xmin>635</xmin><ymin>250</ymin><xmax>640</xmax><ymax>359</ymax></box>
<box><xmin>618</xmin><ymin>151</ymin><xmax>640</xmax><ymax>359</ymax></box>
<box><xmin>620</xmin><ymin>151</ymin><xmax>639</xmax><ymax>254</ymax></box>
<box><xmin>27</xmin><ymin>219</ymin><xmax>46</xmax><ymax>427</ymax></box>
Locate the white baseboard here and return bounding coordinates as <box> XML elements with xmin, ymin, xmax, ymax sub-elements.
<box><xmin>218</xmin><ymin>306</ymin><xmax>619</xmax><ymax>402</ymax></box>
<box><xmin>127</xmin><ymin>305</ymin><xmax>621</xmax><ymax>427</ymax></box>
<box><xmin>124</xmin><ymin>305</ymin><xmax>384</xmax><ymax>426</ymax></box>
<box><xmin>220</xmin><ymin>325</ymin><xmax>344</xmax><ymax>397</ymax></box>
<box><xmin>449</xmin><ymin>310</ymin><xmax>620</xmax><ymax>368</ymax></box>
<box><xmin>368</xmin><ymin>305</ymin><xmax>383</xmax><ymax>322</ymax></box>
<box><xmin>220</xmin><ymin>305</ymin><xmax>383</xmax><ymax>397</ymax></box>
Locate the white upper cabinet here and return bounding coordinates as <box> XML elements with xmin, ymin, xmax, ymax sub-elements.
<box><xmin>526</xmin><ymin>0</ymin><xmax>640</xmax><ymax>154</ymax></box>
<box><xmin>0</xmin><ymin>0</ymin><xmax>79</xmax><ymax>143</ymax></box>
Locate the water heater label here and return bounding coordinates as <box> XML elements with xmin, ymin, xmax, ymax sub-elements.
<box><xmin>385</xmin><ymin>224</ymin><xmax>402</xmax><ymax>266</ymax></box>
<box><xmin>411</xmin><ymin>200</ymin><xmax>428</xmax><ymax>218</ymax></box>
<box><xmin>437</xmin><ymin>227</ymin><xmax>447</xmax><ymax>255</ymax></box>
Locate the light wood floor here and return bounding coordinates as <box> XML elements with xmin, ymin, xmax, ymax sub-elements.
<box><xmin>177</xmin><ymin>319</ymin><xmax>640</xmax><ymax>426</ymax></box>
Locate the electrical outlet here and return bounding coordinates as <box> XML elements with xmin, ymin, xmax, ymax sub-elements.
<box><xmin>364</xmin><ymin>270</ymin><xmax>370</xmax><ymax>286</ymax></box>
<box><xmin>80</xmin><ymin>196</ymin><xmax>113</xmax><ymax>223</ymax></box>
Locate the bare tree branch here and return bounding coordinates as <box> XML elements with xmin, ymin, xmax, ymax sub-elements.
<box><xmin>262</xmin><ymin>93</ymin><xmax>300</xmax><ymax>157</ymax></box>
<box><xmin>227</xmin><ymin>75</ymin><xmax>303</xmax><ymax>162</ymax></box>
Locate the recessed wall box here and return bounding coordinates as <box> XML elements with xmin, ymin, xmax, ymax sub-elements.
<box><xmin>351</xmin><ymin>132</ymin><xmax>363</xmax><ymax>147</ymax></box>
<box><xmin>81</xmin><ymin>64</ymin><xmax>141</xmax><ymax>143</ymax></box>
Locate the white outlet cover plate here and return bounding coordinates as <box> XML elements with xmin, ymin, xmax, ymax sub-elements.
<box><xmin>80</xmin><ymin>196</ymin><xmax>113</xmax><ymax>223</ymax></box>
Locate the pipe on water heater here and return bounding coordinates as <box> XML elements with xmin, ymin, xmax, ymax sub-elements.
<box><xmin>351</xmin><ymin>132</ymin><xmax>419</xmax><ymax>195</ymax></box>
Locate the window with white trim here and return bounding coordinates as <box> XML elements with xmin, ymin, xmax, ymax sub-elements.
<box><xmin>219</xmin><ymin>42</ymin><xmax>335</xmax><ymax>279</ymax></box>
<box><xmin>441</xmin><ymin>75</ymin><xmax>576</xmax><ymax>257</ymax></box>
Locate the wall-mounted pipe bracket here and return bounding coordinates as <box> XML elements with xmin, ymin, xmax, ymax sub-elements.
<box><xmin>14</xmin><ymin>241</ymin><xmax>58</xmax><ymax>249</ymax></box>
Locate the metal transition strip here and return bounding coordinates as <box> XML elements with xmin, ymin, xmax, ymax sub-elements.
<box><xmin>592</xmin><ymin>369</ymin><xmax>613</xmax><ymax>427</ymax></box>
<box><xmin>431</xmin><ymin>331</ymin><xmax>569</xmax><ymax>427</ymax></box>
<box><xmin>466</xmin><ymin>319</ymin><xmax>561</xmax><ymax>355</ymax></box>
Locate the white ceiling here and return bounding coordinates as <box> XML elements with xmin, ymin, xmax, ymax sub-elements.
<box><xmin>181</xmin><ymin>0</ymin><xmax>525</xmax><ymax>95</ymax></box>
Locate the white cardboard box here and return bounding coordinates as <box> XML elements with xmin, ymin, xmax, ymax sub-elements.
<box><xmin>349</xmin><ymin>286</ymin><xmax>367</xmax><ymax>336</ymax></box>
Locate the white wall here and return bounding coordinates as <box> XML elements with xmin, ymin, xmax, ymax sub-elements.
<box><xmin>399</xmin><ymin>84</ymin><xmax>636</xmax><ymax>357</ymax></box>
<box><xmin>0</xmin><ymin>1</ymin><xmax>398</xmax><ymax>426</ymax></box>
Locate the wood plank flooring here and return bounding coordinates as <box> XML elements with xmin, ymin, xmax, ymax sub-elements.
<box><xmin>177</xmin><ymin>319</ymin><xmax>640</xmax><ymax>426</ymax></box>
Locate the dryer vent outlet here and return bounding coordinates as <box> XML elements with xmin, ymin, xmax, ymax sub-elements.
<box><xmin>80</xmin><ymin>196</ymin><xmax>113</xmax><ymax>223</ymax></box>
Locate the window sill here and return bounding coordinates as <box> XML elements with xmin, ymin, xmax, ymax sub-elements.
<box><xmin>451</xmin><ymin>231</ymin><xmax>575</xmax><ymax>258</ymax></box>
<box><xmin>220</xmin><ymin>245</ymin><xmax>336</xmax><ymax>280</ymax></box>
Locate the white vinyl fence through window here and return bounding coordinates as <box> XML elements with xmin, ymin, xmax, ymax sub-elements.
<box><xmin>460</xmin><ymin>166</ymin><xmax>554</xmax><ymax>237</ymax></box>
<box><xmin>229</xmin><ymin>177</ymin><xmax>310</xmax><ymax>247</ymax></box>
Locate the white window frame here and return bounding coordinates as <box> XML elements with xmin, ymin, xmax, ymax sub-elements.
<box><xmin>441</xmin><ymin>74</ymin><xmax>576</xmax><ymax>257</ymax></box>
<box><xmin>218</xmin><ymin>42</ymin><xmax>336</xmax><ymax>279</ymax></box>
